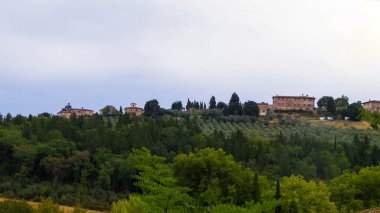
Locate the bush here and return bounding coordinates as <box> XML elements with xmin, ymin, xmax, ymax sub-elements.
<box><xmin>0</xmin><ymin>200</ymin><xmax>35</xmax><ymax>213</ymax></box>
<box><xmin>36</xmin><ymin>198</ymin><xmax>63</xmax><ymax>213</ymax></box>
<box><xmin>111</xmin><ymin>196</ymin><xmax>147</xmax><ymax>213</ymax></box>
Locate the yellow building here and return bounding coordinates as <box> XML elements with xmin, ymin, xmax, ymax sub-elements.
<box><xmin>124</xmin><ymin>103</ymin><xmax>144</xmax><ymax>116</ymax></box>
<box><xmin>57</xmin><ymin>103</ymin><xmax>94</xmax><ymax>118</ymax></box>
<box><xmin>362</xmin><ymin>100</ymin><xmax>380</xmax><ymax>113</ymax></box>
<box><xmin>272</xmin><ymin>95</ymin><xmax>315</xmax><ymax>112</ymax></box>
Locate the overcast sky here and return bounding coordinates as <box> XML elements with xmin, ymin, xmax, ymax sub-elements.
<box><xmin>0</xmin><ymin>0</ymin><xmax>379</xmax><ymax>115</ymax></box>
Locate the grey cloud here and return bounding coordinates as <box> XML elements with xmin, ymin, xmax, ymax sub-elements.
<box><xmin>0</xmin><ymin>0</ymin><xmax>379</xmax><ymax>114</ymax></box>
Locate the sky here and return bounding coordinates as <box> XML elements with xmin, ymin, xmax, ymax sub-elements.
<box><xmin>0</xmin><ymin>0</ymin><xmax>379</xmax><ymax>115</ymax></box>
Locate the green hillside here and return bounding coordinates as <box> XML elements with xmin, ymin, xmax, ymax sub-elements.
<box><xmin>197</xmin><ymin>117</ymin><xmax>380</xmax><ymax>145</ymax></box>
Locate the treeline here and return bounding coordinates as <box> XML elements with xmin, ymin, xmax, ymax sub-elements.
<box><xmin>154</xmin><ymin>92</ymin><xmax>260</xmax><ymax>117</ymax></box>
<box><xmin>0</xmin><ymin>113</ymin><xmax>380</xmax><ymax>212</ymax></box>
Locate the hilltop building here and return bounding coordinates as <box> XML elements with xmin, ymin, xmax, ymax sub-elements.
<box><xmin>125</xmin><ymin>103</ymin><xmax>144</xmax><ymax>116</ymax></box>
<box><xmin>362</xmin><ymin>100</ymin><xmax>380</xmax><ymax>113</ymax></box>
<box><xmin>57</xmin><ymin>103</ymin><xmax>94</xmax><ymax>118</ymax></box>
<box><xmin>257</xmin><ymin>102</ymin><xmax>269</xmax><ymax>116</ymax></box>
<box><xmin>272</xmin><ymin>95</ymin><xmax>315</xmax><ymax>112</ymax></box>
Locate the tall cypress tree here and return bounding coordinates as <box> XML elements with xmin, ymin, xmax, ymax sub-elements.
<box><xmin>186</xmin><ymin>98</ymin><xmax>192</xmax><ymax>111</ymax></box>
<box><xmin>228</xmin><ymin>92</ymin><xmax>242</xmax><ymax>115</ymax></box>
<box><xmin>252</xmin><ymin>173</ymin><xmax>261</xmax><ymax>203</ymax></box>
<box><xmin>274</xmin><ymin>179</ymin><xmax>282</xmax><ymax>213</ymax></box>
<box><xmin>209</xmin><ymin>96</ymin><xmax>216</xmax><ymax>109</ymax></box>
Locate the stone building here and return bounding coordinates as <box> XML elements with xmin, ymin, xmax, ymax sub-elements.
<box><xmin>124</xmin><ymin>103</ymin><xmax>144</xmax><ymax>116</ymax></box>
<box><xmin>57</xmin><ymin>103</ymin><xmax>94</xmax><ymax>118</ymax></box>
<box><xmin>257</xmin><ymin>102</ymin><xmax>269</xmax><ymax>116</ymax></box>
<box><xmin>272</xmin><ymin>95</ymin><xmax>315</xmax><ymax>111</ymax></box>
<box><xmin>362</xmin><ymin>100</ymin><xmax>380</xmax><ymax>113</ymax></box>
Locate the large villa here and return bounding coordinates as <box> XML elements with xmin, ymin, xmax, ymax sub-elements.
<box><xmin>57</xmin><ymin>103</ymin><xmax>94</xmax><ymax>118</ymax></box>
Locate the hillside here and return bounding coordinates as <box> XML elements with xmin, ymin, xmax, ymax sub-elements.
<box><xmin>197</xmin><ymin>116</ymin><xmax>380</xmax><ymax>145</ymax></box>
<box><xmin>1</xmin><ymin>113</ymin><xmax>380</xmax><ymax>212</ymax></box>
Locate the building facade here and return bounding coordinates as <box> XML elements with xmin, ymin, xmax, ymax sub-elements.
<box><xmin>272</xmin><ymin>95</ymin><xmax>315</xmax><ymax>111</ymax></box>
<box><xmin>125</xmin><ymin>103</ymin><xmax>144</xmax><ymax>116</ymax></box>
<box><xmin>362</xmin><ymin>100</ymin><xmax>380</xmax><ymax>113</ymax></box>
<box><xmin>57</xmin><ymin>103</ymin><xmax>94</xmax><ymax>118</ymax></box>
<box><xmin>257</xmin><ymin>102</ymin><xmax>269</xmax><ymax>116</ymax></box>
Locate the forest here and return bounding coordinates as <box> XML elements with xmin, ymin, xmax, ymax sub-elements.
<box><xmin>1</xmin><ymin>95</ymin><xmax>380</xmax><ymax>212</ymax></box>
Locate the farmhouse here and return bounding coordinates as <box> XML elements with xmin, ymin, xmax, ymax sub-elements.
<box><xmin>272</xmin><ymin>95</ymin><xmax>315</xmax><ymax>112</ymax></box>
<box><xmin>124</xmin><ymin>103</ymin><xmax>144</xmax><ymax>116</ymax></box>
<box><xmin>257</xmin><ymin>102</ymin><xmax>269</xmax><ymax>116</ymax></box>
<box><xmin>362</xmin><ymin>100</ymin><xmax>380</xmax><ymax>113</ymax></box>
<box><xmin>57</xmin><ymin>103</ymin><xmax>94</xmax><ymax>118</ymax></box>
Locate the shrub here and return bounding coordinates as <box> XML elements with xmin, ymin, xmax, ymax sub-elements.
<box><xmin>36</xmin><ymin>198</ymin><xmax>63</xmax><ymax>213</ymax></box>
<box><xmin>111</xmin><ymin>196</ymin><xmax>147</xmax><ymax>213</ymax></box>
<box><xmin>0</xmin><ymin>200</ymin><xmax>35</xmax><ymax>213</ymax></box>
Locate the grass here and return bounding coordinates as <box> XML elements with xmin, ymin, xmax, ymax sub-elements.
<box><xmin>0</xmin><ymin>197</ymin><xmax>105</xmax><ymax>213</ymax></box>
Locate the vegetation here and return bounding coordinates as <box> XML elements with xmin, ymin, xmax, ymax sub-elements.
<box><xmin>1</xmin><ymin>94</ymin><xmax>380</xmax><ymax>212</ymax></box>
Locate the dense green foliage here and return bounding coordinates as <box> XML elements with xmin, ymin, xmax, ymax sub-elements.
<box><xmin>0</xmin><ymin>200</ymin><xmax>35</xmax><ymax>213</ymax></box>
<box><xmin>0</xmin><ymin>110</ymin><xmax>380</xmax><ymax>212</ymax></box>
<box><xmin>317</xmin><ymin>96</ymin><xmax>336</xmax><ymax>115</ymax></box>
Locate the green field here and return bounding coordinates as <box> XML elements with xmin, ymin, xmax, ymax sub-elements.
<box><xmin>197</xmin><ymin>118</ymin><xmax>380</xmax><ymax>144</ymax></box>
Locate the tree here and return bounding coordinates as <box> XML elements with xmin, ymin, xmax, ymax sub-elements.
<box><xmin>281</xmin><ymin>176</ymin><xmax>337</xmax><ymax>213</ymax></box>
<box><xmin>335</xmin><ymin>95</ymin><xmax>349</xmax><ymax>117</ymax></box>
<box><xmin>144</xmin><ymin>99</ymin><xmax>160</xmax><ymax>117</ymax></box>
<box><xmin>173</xmin><ymin>148</ymin><xmax>253</xmax><ymax>206</ymax></box>
<box><xmin>171</xmin><ymin>101</ymin><xmax>183</xmax><ymax>111</ymax></box>
<box><xmin>119</xmin><ymin>106</ymin><xmax>123</xmax><ymax>114</ymax></box>
<box><xmin>186</xmin><ymin>98</ymin><xmax>193</xmax><ymax>111</ymax></box>
<box><xmin>100</xmin><ymin>105</ymin><xmax>119</xmax><ymax>117</ymax></box>
<box><xmin>252</xmin><ymin>173</ymin><xmax>261</xmax><ymax>203</ymax></box>
<box><xmin>194</xmin><ymin>101</ymin><xmax>200</xmax><ymax>110</ymax></box>
<box><xmin>242</xmin><ymin>101</ymin><xmax>259</xmax><ymax>117</ymax></box>
<box><xmin>228</xmin><ymin>92</ymin><xmax>242</xmax><ymax>115</ymax></box>
<box><xmin>217</xmin><ymin>102</ymin><xmax>227</xmax><ymax>110</ymax></box>
<box><xmin>128</xmin><ymin>148</ymin><xmax>192</xmax><ymax>212</ymax></box>
<box><xmin>274</xmin><ymin>180</ymin><xmax>282</xmax><ymax>213</ymax></box>
<box><xmin>347</xmin><ymin>102</ymin><xmax>362</xmax><ymax>121</ymax></box>
<box><xmin>360</xmin><ymin>108</ymin><xmax>380</xmax><ymax>129</ymax></box>
<box><xmin>275</xmin><ymin>180</ymin><xmax>281</xmax><ymax>200</ymax></box>
<box><xmin>209</xmin><ymin>96</ymin><xmax>217</xmax><ymax>109</ymax></box>
<box><xmin>111</xmin><ymin>196</ymin><xmax>148</xmax><ymax>213</ymax></box>
<box><xmin>317</xmin><ymin>96</ymin><xmax>336</xmax><ymax>115</ymax></box>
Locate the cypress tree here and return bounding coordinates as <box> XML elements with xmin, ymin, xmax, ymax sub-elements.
<box><xmin>275</xmin><ymin>179</ymin><xmax>281</xmax><ymax>199</ymax></box>
<box><xmin>186</xmin><ymin>98</ymin><xmax>192</xmax><ymax>111</ymax></box>
<box><xmin>252</xmin><ymin>173</ymin><xmax>261</xmax><ymax>203</ymax></box>
<box><xmin>209</xmin><ymin>96</ymin><xmax>216</xmax><ymax>109</ymax></box>
<box><xmin>274</xmin><ymin>179</ymin><xmax>282</xmax><ymax>213</ymax></box>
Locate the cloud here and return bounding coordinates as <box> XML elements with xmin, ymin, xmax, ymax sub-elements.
<box><xmin>0</xmin><ymin>0</ymin><xmax>379</xmax><ymax>114</ymax></box>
